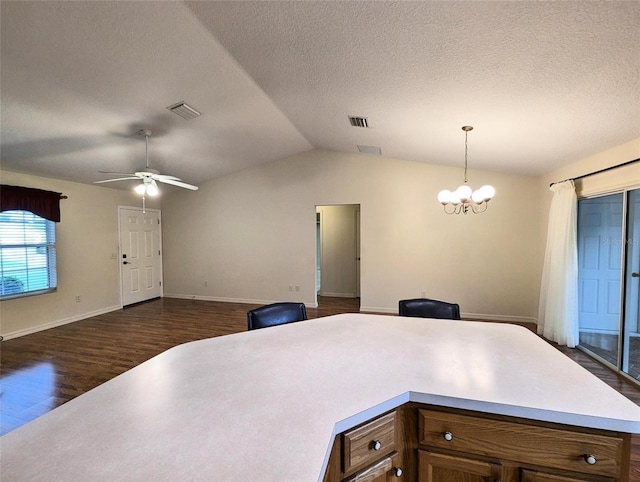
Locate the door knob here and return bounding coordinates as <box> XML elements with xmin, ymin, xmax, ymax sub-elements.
<box><xmin>123</xmin><ymin>261</ymin><xmax>130</xmax><ymax>265</ymax></box>
<box><xmin>632</xmin><ymin>272</ymin><xmax>639</xmax><ymax>278</ymax></box>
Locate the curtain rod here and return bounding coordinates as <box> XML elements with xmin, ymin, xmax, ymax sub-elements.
<box><xmin>549</xmin><ymin>157</ymin><xmax>639</xmax><ymax>187</ymax></box>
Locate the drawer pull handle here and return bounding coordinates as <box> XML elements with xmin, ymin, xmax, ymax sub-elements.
<box><xmin>443</xmin><ymin>431</ymin><xmax>453</xmax><ymax>441</ymax></box>
<box><xmin>393</xmin><ymin>467</ymin><xmax>403</xmax><ymax>477</ymax></box>
<box><xmin>584</xmin><ymin>454</ymin><xmax>597</xmax><ymax>465</ymax></box>
<box><xmin>372</xmin><ymin>440</ymin><xmax>382</xmax><ymax>451</ymax></box>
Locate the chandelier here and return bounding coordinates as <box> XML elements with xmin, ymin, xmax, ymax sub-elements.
<box><xmin>437</xmin><ymin>126</ymin><xmax>495</xmax><ymax>214</ymax></box>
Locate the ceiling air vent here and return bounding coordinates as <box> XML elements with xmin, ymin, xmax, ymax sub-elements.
<box><xmin>167</xmin><ymin>101</ymin><xmax>201</xmax><ymax>120</ymax></box>
<box><xmin>348</xmin><ymin>116</ymin><xmax>369</xmax><ymax>128</ymax></box>
<box><xmin>357</xmin><ymin>145</ymin><xmax>382</xmax><ymax>156</ymax></box>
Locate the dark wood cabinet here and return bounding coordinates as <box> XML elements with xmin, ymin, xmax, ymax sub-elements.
<box><xmin>324</xmin><ymin>404</ymin><xmax>631</xmax><ymax>482</ymax></box>
<box><xmin>418</xmin><ymin>451</ymin><xmax>518</xmax><ymax>482</ymax></box>
<box><xmin>324</xmin><ymin>407</ymin><xmax>413</xmax><ymax>482</ymax></box>
<box><xmin>417</xmin><ymin>407</ymin><xmax>629</xmax><ymax>482</ymax></box>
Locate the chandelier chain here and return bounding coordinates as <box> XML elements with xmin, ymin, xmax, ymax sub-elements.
<box><xmin>464</xmin><ymin>129</ymin><xmax>468</xmax><ymax>184</ymax></box>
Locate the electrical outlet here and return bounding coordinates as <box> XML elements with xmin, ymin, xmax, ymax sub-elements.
<box><xmin>75</xmin><ymin>295</ymin><xmax>81</xmax><ymax>302</ymax></box>
<box><xmin>204</xmin><ymin>281</ymin><xmax>208</xmax><ymax>287</ymax></box>
<box><xmin>421</xmin><ymin>290</ymin><xmax>426</xmax><ymax>298</ymax></box>
<box><xmin>295</xmin><ymin>285</ymin><xmax>300</xmax><ymax>292</ymax></box>
<box><xmin>289</xmin><ymin>285</ymin><xmax>293</xmax><ymax>291</ymax></box>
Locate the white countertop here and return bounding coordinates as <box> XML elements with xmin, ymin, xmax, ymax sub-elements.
<box><xmin>2</xmin><ymin>314</ymin><xmax>640</xmax><ymax>481</ymax></box>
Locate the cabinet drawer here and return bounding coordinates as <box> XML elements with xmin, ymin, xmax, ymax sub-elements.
<box><xmin>343</xmin><ymin>411</ymin><xmax>396</xmax><ymax>473</ymax></box>
<box><xmin>418</xmin><ymin>409</ymin><xmax>624</xmax><ymax>478</ymax></box>
<box><xmin>343</xmin><ymin>451</ymin><xmax>399</xmax><ymax>482</ymax></box>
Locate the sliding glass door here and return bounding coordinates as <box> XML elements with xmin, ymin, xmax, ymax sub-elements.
<box><xmin>577</xmin><ymin>188</ymin><xmax>640</xmax><ymax>382</ymax></box>
<box><xmin>622</xmin><ymin>189</ymin><xmax>640</xmax><ymax>378</ymax></box>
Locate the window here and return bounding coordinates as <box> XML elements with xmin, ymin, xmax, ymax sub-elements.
<box><xmin>0</xmin><ymin>210</ymin><xmax>57</xmax><ymax>299</ymax></box>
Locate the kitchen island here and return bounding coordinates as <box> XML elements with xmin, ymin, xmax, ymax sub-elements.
<box><xmin>2</xmin><ymin>314</ymin><xmax>639</xmax><ymax>481</ymax></box>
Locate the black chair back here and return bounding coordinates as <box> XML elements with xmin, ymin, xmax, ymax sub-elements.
<box><xmin>247</xmin><ymin>302</ymin><xmax>308</xmax><ymax>330</ymax></box>
<box><xmin>398</xmin><ymin>298</ymin><xmax>460</xmax><ymax>320</ymax></box>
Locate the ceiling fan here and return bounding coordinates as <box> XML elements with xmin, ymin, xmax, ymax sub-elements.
<box><xmin>94</xmin><ymin>129</ymin><xmax>198</xmax><ymax>195</ymax></box>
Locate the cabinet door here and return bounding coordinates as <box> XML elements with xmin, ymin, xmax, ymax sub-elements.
<box><xmin>521</xmin><ymin>469</ymin><xmax>598</xmax><ymax>482</ymax></box>
<box><xmin>419</xmin><ymin>451</ymin><xmax>500</xmax><ymax>482</ymax></box>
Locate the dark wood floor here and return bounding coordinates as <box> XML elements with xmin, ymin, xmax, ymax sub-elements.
<box><xmin>1</xmin><ymin>297</ymin><xmax>639</xmax><ymax>480</ymax></box>
<box><xmin>0</xmin><ymin>296</ymin><xmax>362</xmax><ymax>435</ymax></box>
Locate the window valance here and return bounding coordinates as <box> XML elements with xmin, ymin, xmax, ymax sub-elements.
<box><xmin>0</xmin><ymin>185</ymin><xmax>64</xmax><ymax>222</ymax></box>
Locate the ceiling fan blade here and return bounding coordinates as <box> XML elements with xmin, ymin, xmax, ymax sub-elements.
<box><xmin>94</xmin><ymin>177</ymin><xmax>140</xmax><ymax>184</ymax></box>
<box><xmin>98</xmin><ymin>170</ymin><xmax>137</xmax><ymax>176</ymax></box>
<box><xmin>152</xmin><ymin>174</ymin><xmax>180</xmax><ymax>181</ymax></box>
<box><xmin>157</xmin><ymin>178</ymin><xmax>199</xmax><ymax>190</ymax></box>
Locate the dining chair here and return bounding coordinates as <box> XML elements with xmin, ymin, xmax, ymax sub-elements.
<box><xmin>247</xmin><ymin>302</ymin><xmax>308</xmax><ymax>330</ymax></box>
<box><xmin>398</xmin><ymin>298</ymin><xmax>460</xmax><ymax>320</ymax></box>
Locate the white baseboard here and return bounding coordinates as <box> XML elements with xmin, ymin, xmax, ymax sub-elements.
<box><xmin>2</xmin><ymin>305</ymin><xmax>122</xmax><ymax>340</ymax></box>
<box><xmin>360</xmin><ymin>306</ymin><xmax>396</xmax><ymax>314</ymax></box>
<box><xmin>318</xmin><ymin>292</ymin><xmax>357</xmax><ymax>298</ymax></box>
<box><xmin>359</xmin><ymin>307</ymin><xmax>537</xmax><ymax>325</ymax></box>
<box><xmin>163</xmin><ymin>293</ymin><xmax>318</xmax><ymax>308</ymax></box>
<box><xmin>462</xmin><ymin>313</ymin><xmax>538</xmax><ymax>325</ymax></box>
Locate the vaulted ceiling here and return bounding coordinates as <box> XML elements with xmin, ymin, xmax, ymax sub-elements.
<box><xmin>1</xmin><ymin>1</ymin><xmax>638</xmax><ymax>191</ymax></box>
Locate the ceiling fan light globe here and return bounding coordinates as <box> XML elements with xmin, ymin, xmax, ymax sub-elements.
<box><xmin>146</xmin><ymin>183</ymin><xmax>159</xmax><ymax>196</ymax></box>
<box><xmin>135</xmin><ymin>183</ymin><xmax>147</xmax><ymax>195</ymax></box>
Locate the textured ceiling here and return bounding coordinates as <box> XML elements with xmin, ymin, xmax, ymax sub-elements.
<box><xmin>1</xmin><ymin>1</ymin><xmax>639</xmax><ymax>191</ymax></box>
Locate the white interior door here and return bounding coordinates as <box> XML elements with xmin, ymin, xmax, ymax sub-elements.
<box><xmin>118</xmin><ymin>207</ymin><xmax>162</xmax><ymax>306</ymax></box>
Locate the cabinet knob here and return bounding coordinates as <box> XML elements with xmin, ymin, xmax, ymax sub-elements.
<box><xmin>372</xmin><ymin>440</ymin><xmax>382</xmax><ymax>451</ymax></box>
<box><xmin>443</xmin><ymin>431</ymin><xmax>453</xmax><ymax>441</ymax></box>
<box><xmin>393</xmin><ymin>467</ymin><xmax>403</xmax><ymax>477</ymax></box>
<box><xmin>583</xmin><ymin>454</ymin><xmax>597</xmax><ymax>465</ymax></box>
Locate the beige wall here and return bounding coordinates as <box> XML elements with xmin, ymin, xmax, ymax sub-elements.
<box><xmin>162</xmin><ymin>149</ymin><xmax>541</xmax><ymax>322</ymax></box>
<box><xmin>0</xmin><ymin>170</ymin><xmax>159</xmax><ymax>338</ymax></box>
<box><xmin>4</xmin><ymin>140</ymin><xmax>635</xmax><ymax>338</ymax></box>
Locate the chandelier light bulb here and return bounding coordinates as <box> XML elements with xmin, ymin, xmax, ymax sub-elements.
<box><xmin>471</xmin><ymin>189</ymin><xmax>485</xmax><ymax>204</ymax></box>
<box><xmin>437</xmin><ymin>190</ymin><xmax>452</xmax><ymax>204</ymax></box>
<box><xmin>450</xmin><ymin>191</ymin><xmax>462</xmax><ymax>205</ymax></box>
<box><xmin>479</xmin><ymin>185</ymin><xmax>496</xmax><ymax>201</ymax></box>
<box><xmin>456</xmin><ymin>184</ymin><xmax>472</xmax><ymax>201</ymax></box>
<box><xmin>135</xmin><ymin>183</ymin><xmax>146</xmax><ymax>195</ymax></box>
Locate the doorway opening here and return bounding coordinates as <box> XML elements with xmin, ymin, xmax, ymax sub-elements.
<box><xmin>315</xmin><ymin>204</ymin><xmax>360</xmax><ymax>310</ymax></box>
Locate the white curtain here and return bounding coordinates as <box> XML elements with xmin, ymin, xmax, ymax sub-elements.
<box><xmin>537</xmin><ymin>180</ymin><xmax>579</xmax><ymax>347</ymax></box>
